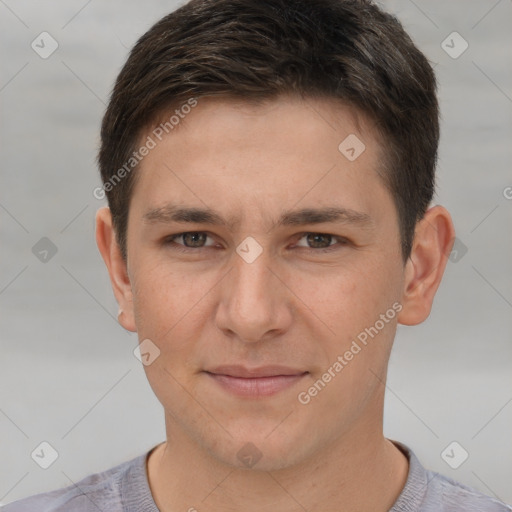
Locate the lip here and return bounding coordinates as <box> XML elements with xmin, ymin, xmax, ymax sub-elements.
<box><xmin>206</xmin><ymin>365</ymin><xmax>307</xmax><ymax>378</ymax></box>
<box><xmin>204</xmin><ymin>365</ymin><xmax>309</xmax><ymax>397</ymax></box>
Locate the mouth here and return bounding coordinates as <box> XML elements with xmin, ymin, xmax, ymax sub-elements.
<box><xmin>203</xmin><ymin>365</ymin><xmax>309</xmax><ymax>398</ymax></box>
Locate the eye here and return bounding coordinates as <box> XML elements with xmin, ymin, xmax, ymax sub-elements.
<box><xmin>165</xmin><ymin>232</ymin><xmax>217</xmax><ymax>251</ymax></box>
<box><xmin>294</xmin><ymin>232</ymin><xmax>349</xmax><ymax>252</ymax></box>
<box><xmin>163</xmin><ymin>231</ymin><xmax>349</xmax><ymax>254</ymax></box>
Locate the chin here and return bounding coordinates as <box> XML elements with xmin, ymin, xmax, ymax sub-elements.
<box><xmin>208</xmin><ymin>425</ymin><xmax>315</xmax><ymax>472</ymax></box>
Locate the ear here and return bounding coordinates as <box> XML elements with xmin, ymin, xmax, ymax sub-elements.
<box><xmin>397</xmin><ymin>205</ymin><xmax>455</xmax><ymax>326</ymax></box>
<box><xmin>95</xmin><ymin>207</ymin><xmax>137</xmax><ymax>332</ymax></box>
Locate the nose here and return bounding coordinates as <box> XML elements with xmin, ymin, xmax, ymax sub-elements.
<box><xmin>214</xmin><ymin>248</ymin><xmax>292</xmax><ymax>344</ymax></box>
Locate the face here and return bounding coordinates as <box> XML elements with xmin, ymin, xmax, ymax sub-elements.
<box><xmin>118</xmin><ymin>95</ymin><xmax>409</xmax><ymax>470</ymax></box>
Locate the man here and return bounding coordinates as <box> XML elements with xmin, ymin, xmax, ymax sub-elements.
<box><xmin>4</xmin><ymin>0</ymin><xmax>510</xmax><ymax>510</ymax></box>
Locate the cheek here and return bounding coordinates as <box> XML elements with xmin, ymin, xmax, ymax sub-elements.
<box><xmin>292</xmin><ymin>258</ymin><xmax>402</xmax><ymax>377</ymax></box>
<box><xmin>293</xmin><ymin>265</ymin><xmax>400</xmax><ymax>414</ymax></box>
<box><xmin>292</xmin><ymin>262</ymin><xmax>396</xmax><ymax>330</ymax></box>
<box><xmin>131</xmin><ymin>262</ymin><xmax>195</xmax><ymax>339</ymax></box>
<box><xmin>130</xmin><ymin>260</ymin><xmax>223</xmax><ymax>374</ymax></box>
<box><xmin>131</xmin><ymin>267</ymin><xmax>201</xmax><ymax>403</ymax></box>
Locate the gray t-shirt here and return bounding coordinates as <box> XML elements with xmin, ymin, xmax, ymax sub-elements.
<box><xmin>2</xmin><ymin>441</ymin><xmax>510</xmax><ymax>511</ymax></box>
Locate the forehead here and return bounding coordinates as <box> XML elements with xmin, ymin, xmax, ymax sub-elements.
<box><xmin>149</xmin><ymin>94</ymin><xmax>372</xmax><ymax>147</ymax></box>
<box><xmin>130</xmin><ymin>95</ymin><xmax>392</xmax><ymax>229</ymax></box>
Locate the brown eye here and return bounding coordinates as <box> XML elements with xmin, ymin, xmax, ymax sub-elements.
<box><xmin>294</xmin><ymin>232</ymin><xmax>348</xmax><ymax>251</ymax></box>
<box><xmin>165</xmin><ymin>232</ymin><xmax>216</xmax><ymax>249</ymax></box>
<box><xmin>305</xmin><ymin>233</ymin><xmax>333</xmax><ymax>249</ymax></box>
<box><xmin>181</xmin><ymin>232</ymin><xmax>208</xmax><ymax>248</ymax></box>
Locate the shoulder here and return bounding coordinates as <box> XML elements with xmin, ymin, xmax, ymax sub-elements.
<box><xmin>390</xmin><ymin>440</ymin><xmax>512</xmax><ymax>512</ymax></box>
<box><xmin>422</xmin><ymin>469</ymin><xmax>512</xmax><ymax>512</ymax></box>
<box><xmin>1</xmin><ymin>453</ymin><xmax>147</xmax><ymax>512</ymax></box>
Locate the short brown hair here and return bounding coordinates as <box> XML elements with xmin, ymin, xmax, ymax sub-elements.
<box><xmin>98</xmin><ymin>0</ymin><xmax>439</xmax><ymax>262</ymax></box>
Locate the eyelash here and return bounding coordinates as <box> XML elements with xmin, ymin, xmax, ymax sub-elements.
<box><xmin>164</xmin><ymin>232</ymin><xmax>349</xmax><ymax>254</ymax></box>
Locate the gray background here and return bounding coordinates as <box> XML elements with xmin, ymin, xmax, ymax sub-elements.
<box><xmin>1</xmin><ymin>0</ymin><xmax>511</xmax><ymax>506</ymax></box>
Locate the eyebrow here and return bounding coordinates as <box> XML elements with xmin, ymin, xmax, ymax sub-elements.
<box><xmin>142</xmin><ymin>204</ymin><xmax>374</xmax><ymax>231</ymax></box>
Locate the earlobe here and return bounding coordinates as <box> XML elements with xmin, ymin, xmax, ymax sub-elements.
<box><xmin>95</xmin><ymin>207</ymin><xmax>137</xmax><ymax>332</ymax></box>
<box><xmin>397</xmin><ymin>205</ymin><xmax>455</xmax><ymax>326</ymax></box>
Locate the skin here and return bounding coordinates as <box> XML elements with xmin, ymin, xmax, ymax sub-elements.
<box><xmin>96</xmin><ymin>94</ymin><xmax>455</xmax><ymax>512</ymax></box>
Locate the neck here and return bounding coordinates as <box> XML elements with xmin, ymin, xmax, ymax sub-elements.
<box><xmin>147</xmin><ymin>414</ymin><xmax>409</xmax><ymax>512</ymax></box>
